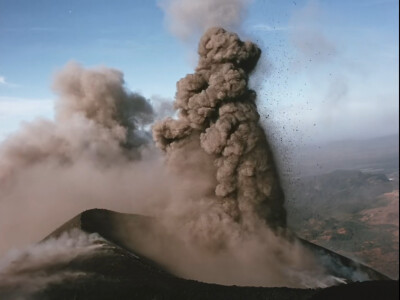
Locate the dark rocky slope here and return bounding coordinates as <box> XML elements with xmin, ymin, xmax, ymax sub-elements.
<box><xmin>0</xmin><ymin>209</ymin><xmax>397</xmax><ymax>300</ymax></box>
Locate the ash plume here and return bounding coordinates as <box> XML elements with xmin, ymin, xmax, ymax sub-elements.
<box><xmin>144</xmin><ymin>28</ymin><xmax>340</xmax><ymax>287</ymax></box>
<box><xmin>0</xmin><ymin>62</ymin><xmax>164</xmax><ymax>256</ymax></box>
<box><xmin>0</xmin><ymin>62</ymin><xmax>154</xmax><ymax>184</ymax></box>
<box><xmin>0</xmin><ymin>28</ymin><xmax>352</xmax><ymax>289</ymax></box>
<box><xmin>153</xmin><ymin>27</ymin><xmax>286</xmax><ymax>232</ymax></box>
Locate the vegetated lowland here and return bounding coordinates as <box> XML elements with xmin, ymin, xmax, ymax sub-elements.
<box><xmin>287</xmin><ymin>134</ymin><xmax>399</xmax><ymax>279</ymax></box>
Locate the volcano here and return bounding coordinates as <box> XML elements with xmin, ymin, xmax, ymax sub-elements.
<box><xmin>0</xmin><ymin>209</ymin><xmax>396</xmax><ymax>300</ymax></box>
<box><xmin>0</xmin><ymin>27</ymin><xmax>397</xmax><ymax>300</ymax></box>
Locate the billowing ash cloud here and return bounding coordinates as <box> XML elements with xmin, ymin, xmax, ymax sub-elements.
<box><xmin>53</xmin><ymin>62</ymin><xmax>154</xmax><ymax>142</ymax></box>
<box><xmin>159</xmin><ymin>0</ymin><xmax>252</xmax><ymax>41</ymax></box>
<box><xmin>153</xmin><ymin>27</ymin><xmax>286</xmax><ymax>231</ymax></box>
<box><xmin>0</xmin><ymin>62</ymin><xmax>154</xmax><ymax>184</ymax></box>
<box><xmin>0</xmin><ymin>28</ymin><xmax>351</xmax><ymax>289</ymax></box>
<box><xmin>0</xmin><ymin>62</ymin><xmax>164</xmax><ymax>257</ymax></box>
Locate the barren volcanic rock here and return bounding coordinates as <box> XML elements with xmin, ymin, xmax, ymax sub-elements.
<box><xmin>1</xmin><ymin>209</ymin><xmax>395</xmax><ymax>300</ymax></box>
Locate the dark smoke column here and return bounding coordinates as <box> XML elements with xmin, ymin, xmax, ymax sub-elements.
<box><xmin>154</xmin><ymin>28</ymin><xmax>286</xmax><ymax>230</ymax></box>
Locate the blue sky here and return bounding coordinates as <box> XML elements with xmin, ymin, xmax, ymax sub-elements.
<box><xmin>0</xmin><ymin>0</ymin><xmax>398</xmax><ymax>143</ymax></box>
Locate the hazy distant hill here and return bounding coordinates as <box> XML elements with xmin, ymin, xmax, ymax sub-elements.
<box><xmin>284</xmin><ymin>134</ymin><xmax>399</xmax><ymax>278</ymax></box>
<box><xmin>287</xmin><ymin>169</ymin><xmax>399</xmax><ymax>279</ymax></box>
<box><xmin>288</xmin><ymin>170</ymin><xmax>393</xmax><ymax>218</ymax></box>
<box><xmin>291</xmin><ymin>134</ymin><xmax>399</xmax><ymax>177</ymax></box>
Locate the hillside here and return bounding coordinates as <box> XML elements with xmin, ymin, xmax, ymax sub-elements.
<box><xmin>287</xmin><ymin>170</ymin><xmax>399</xmax><ymax>279</ymax></box>
<box><xmin>291</xmin><ymin>134</ymin><xmax>399</xmax><ymax>177</ymax></box>
<box><xmin>0</xmin><ymin>209</ymin><xmax>396</xmax><ymax>300</ymax></box>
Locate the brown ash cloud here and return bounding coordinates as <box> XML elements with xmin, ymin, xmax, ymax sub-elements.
<box><xmin>0</xmin><ymin>62</ymin><xmax>154</xmax><ymax>184</ymax></box>
<box><xmin>153</xmin><ymin>27</ymin><xmax>286</xmax><ymax>233</ymax></box>
<box><xmin>0</xmin><ymin>28</ymin><xmax>345</xmax><ymax>289</ymax></box>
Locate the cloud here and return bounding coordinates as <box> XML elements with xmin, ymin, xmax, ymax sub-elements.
<box><xmin>0</xmin><ymin>97</ymin><xmax>54</xmax><ymax>141</ymax></box>
<box><xmin>158</xmin><ymin>0</ymin><xmax>252</xmax><ymax>41</ymax></box>
<box><xmin>252</xmin><ymin>24</ymin><xmax>289</xmax><ymax>32</ymax></box>
<box><xmin>288</xmin><ymin>0</ymin><xmax>336</xmax><ymax>62</ymax></box>
<box><xmin>0</xmin><ymin>76</ymin><xmax>19</xmax><ymax>88</ymax></box>
<box><xmin>0</xmin><ymin>97</ymin><xmax>53</xmax><ymax>116</ymax></box>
